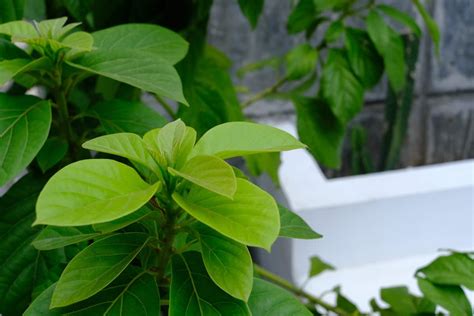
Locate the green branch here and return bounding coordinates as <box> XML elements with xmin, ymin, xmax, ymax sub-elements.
<box><xmin>241</xmin><ymin>77</ymin><xmax>288</xmax><ymax>109</ymax></box>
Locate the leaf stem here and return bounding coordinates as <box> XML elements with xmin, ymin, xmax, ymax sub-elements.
<box><xmin>155</xmin><ymin>212</ymin><xmax>177</xmax><ymax>283</ymax></box>
<box><xmin>154</xmin><ymin>94</ymin><xmax>178</xmax><ymax>120</ymax></box>
<box><xmin>241</xmin><ymin>77</ymin><xmax>288</xmax><ymax>109</ymax></box>
<box><xmin>54</xmin><ymin>88</ymin><xmax>77</xmax><ymax>160</ymax></box>
<box><xmin>253</xmin><ymin>264</ymin><xmax>350</xmax><ymax>315</ymax></box>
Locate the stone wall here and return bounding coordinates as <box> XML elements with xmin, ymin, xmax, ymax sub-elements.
<box><xmin>208</xmin><ymin>0</ymin><xmax>474</xmax><ymax>176</ymax></box>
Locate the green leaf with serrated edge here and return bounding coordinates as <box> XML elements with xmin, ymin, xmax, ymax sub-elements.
<box><xmin>285</xmin><ymin>43</ymin><xmax>318</xmax><ymax>80</ymax></box>
<box><xmin>32</xmin><ymin>226</ymin><xmax>99</xmax><ymax>251</ymax></box>
<box><xmin>248</xmin><ymin>278</ymin><xmax>312</xmax><ymax>316</ymax></box>
<box><xmin>157</xmin><ymin>119</ymin><xmax>196</xmax><ymax>168</ymax></box>
<box><xmin>287</xmin><ymin>0</ymin><xmax>316</xmax><ymax>34</ymax></box>
<box><xmin>91</xmin><ymin>99</ymin><xmax>167</xmax><ymax>135</ymax></box>
<box><xmin>344</xmin><ymin>27</ymin><xmax>384</xmax><ymax>89</ymax></box>
<box><xmin>377</xmin><ymin>5</ymin><xmax>421</xmax><ymax>37</ymax></box>
<box><xmin>36</xmin><ymin>137</ymin><xmax>68</xmax><ymax>172</ymax></box>
<box><xmin>366</xmin><ymin>10</ymin><xmax>406</xmax><ymax>92</ymax></box>
<box><xmin>68</xmin><ymin>49</ymin><xmax>187</xmax><ymax>104</ymax></box>
<box><xmin>412</xmin><ymin>0</ymin><xmax>440</xmax><ymax>54</ymax></box>
<box><xmin>309</xmin><ymin>256</ymin><xmax>335</xmax><ymax>278</ymax></box>
<box><xmin>35</xmin><ymin>159</ymin><xmax>160</xmax><ymax>226</ymax></box>
<box><xmin>417</xmin><ymin>253</ymin><xmax>474</xmax><ymax>290</ymax></box>
<box><xmin>82</xmin><ymin>133</ymin><xmax>160</xmax><ymax>176</ymax></box>
<box><xmin>169</xmin><ymin>155</ymin><xmax>236</xmax><ymax>198</ymax></box>
<box><xmin>191</xmin><ymin>121</ymin><xmax>305</xmax><ymax>159</ymax></box>
<box><xmin>293</xmin><ymin>96</ymin><xmax>345</xmax><ymax>168</ymax></box>
<box><xmin>170</xmin><ymin>252</ymin><xmax>250</xmax><ymax>316</ymax></box>
<box><xmin>93</xmin><ymin>206</ymin><xmax>151</xmax><ymax>234</ymax></box>
<box><xmin>417</xmin><ymin>278</ymin><xmax>472</xmax><ymax>316</ymax></box>
<box><xmin>197</xmin><ymin>224</ymin><xmax>253</xmax><ymax>301</ymax></box>
<box><xmin>0</xmin><ymin>94</ymin><xmax>51</xmax><ymax>186</ymax></box>
<box><xmin>278</xmin><ymin>204</ymin><xmax>321</xmax><ymax>239</ymax></box>
<box><xmin>321</xmin><ymin>48</ymin><xmax>364</xmax><ymax>124</ymax></box>
<box><xmin>51</xmin><ymin>232</ymin><xmax>150</xmax><ymax>308</ymax></box>
<box><xmin>173</xmin><ymin>178</ymin><xmax>279</xmax><ymax>250</ymax></box>
<box><xmin>238</xmin><ymin>0</ymin><xmax>264</xmax><ymax>29</ymax></box>
<box><xmin>0</xmin><ymin>20</ymin><xmax>37</xmax><ymax>39</ymax></box>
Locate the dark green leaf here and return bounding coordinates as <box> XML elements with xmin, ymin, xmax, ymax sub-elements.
<box><xmin>238</xmin><ymin>0</ymin><xmax>264</xmax><ymax>29</ymax></box>
<box><xmin>321</xmin><ymin>49</ymin><xmax>364</xmax><ymax>124</ymax></box>
<box><xmin>293</xmin><ymin>96</ymin><xmax>345</xmax><ymax>168</ymax></box>
<box><xmin>244</xmin><ymin>152</ymin><xmax>281</xmax><ymax>185</ymax></box>
<box><xmin>0</xmin><ymin>0</ymin><xmax>25</xmax><ymax>22</ymax></box>
<box><xmin>381</xmin><ymin>286</ymin><xmax>417</xmax><ymax>314</ymax></box>
<box><xmin>0</xmin><ymin>93</ymin><xmax>51</xmax><ymax>186</ymax></box>
<box><xmin>287</xmin><ymin>0</ymin><xmax>316</xmax><ymax>34</ymax></box>
<box><xmin>377</xmin><ymin>4</ymin><xmax>421</xmax><ymax>37</ymax></box>
<box><xmin>324</xmin><ymin>20</ymin><xmax>344</xmax><ymax>43</ymax></box>
<box><xmin>0</xmin><ymin>37</ymin><xmax>29</xmax><ymax>60</ymax></box>
<box><xmin>285</xmin><ymin>43</ymin><xmax>318</xmax><ymax>80</ymax></box>
<box><xmin>51</xmin><ymin>232</ymin><xmax>150</xmax><ymax>307</ymax></box>
<box><xmin>36</xmin><ymin>137</ymin><xmax>68</xmax><ymax>172</ymax></box>
<box><xmin>24</xmin><ymin>283</ymin><xmax>61</xmax><ymax>316</ymax></box>
<box><xmin>412</xmin><ymin>0</ymin><xmax>440</xmax><ymax>54</ymax></box>
<box><xmin>170</xmin><ymin>252</ymin><xmax>250</xmax><ymax>315</ymax></box>
<box><xmin>309</xmin><ymin>256</ymin><xmax>334</xmax><ymax>278</ymax></box>
<box><xmin>32</xmin><ymin>226</ymin><xmax>99</xmax><ymax>251</ymax></box>
<box><xmin>278</xmin><ymin>204</ymin><xmax>321</xmax><ymax>239</ymax></box>
<box><xmin>336</xmin><ymin>292</ymin><xmax>359</xmax><ymax>313</ymax></box>
<box><xmin>248</xmin><ymin>278</ymin><xmax>312</xmax><ymax>315</ymax></box>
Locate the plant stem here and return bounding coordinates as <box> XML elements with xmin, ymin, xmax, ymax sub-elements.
<box><xmin>155</xmin><ymin>213</ymin><xmax>177</xmax><ymax>283</ymax></box>
<box><xmin>54</xmin><ymin>89</ymin><xmax>77</xmax><ymax>160</ymax></box>
<box><xmin>253</xmin><ymin>264</ymin><xmax>349</xmax><ymax>315</ymax></box>
<box><xmin>154</xmin><ymin>94</ymin><xmax>177</xmax><ymax>120</ymax></box>
<box><xmin>241</xmin><ymin>77</ymin><xmax>288</xmax><ymax>109</ymax></box>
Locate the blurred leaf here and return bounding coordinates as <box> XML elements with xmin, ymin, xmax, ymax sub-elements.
<box><xmin>36</xmin><ymin>137</ymin><xmax>68</xmax><ymax>173</ymax></box>
<box><xmin>412</xmin><ymin>0</ymin><xmax>440</xmax><ymax>54</ymax></box>
<box><xmin>244</xmin><ymin>152</ymin><xmax>281</xmax><ymax>185</ymax></box>
<box><xmin>278</xmin><ymin>204</ymin><xmax>322</xmax><ymax>239</ymax></box>
<box><xmin>336</xmin><ymin>292</ymin><xmax>359</xmax><ymax>313</ymax></box>
<box><xmin>237</xmin><ymin>56</ymin><xmax>281</xmax><ymax>78</ymax></box>
<box><xmin>309</xmin><ymin>256</ymin><xmax>334</xmax><ymax>278</ymax></box>
<box><xmin>350</xmin><ymin>125</ymin><xmax>374</xmax><ymax>175</ymax></box>
<box><xmin>314</xmin><ymin>0</ymin><xmax>353</xmax><ymax>12</ymax></box>
<box><xmin>287</xmin><ymin>0</ymin><xmax>316</xmax><ymax>34</ymax></box>
<box><xmin>285</xmin><ymin>43</ymin><xmax>318</xmax><ymax>80</ymax></box>
<box><xmin>0</xmin><ymin>0</ymin><xmax>25</xmax><ymax>22</ymax></box>
<box><xmin>418</xmin><ymin>278</ymin><xmax>472</xmax><ymax>316</ymax></box>
<box><xmin>324</xmin><ymin>20</ymin><xmax>344</xmax><ymax>43</ymax></box>
<box><xmin>377</xmin><ymin>4</ymin><xmax>421</xmax><ymax>37</ymax></box>
<box><xmin>238</xmin><ymin>0</ymin><xmax>264</xmax><ymax>29</ymax></box>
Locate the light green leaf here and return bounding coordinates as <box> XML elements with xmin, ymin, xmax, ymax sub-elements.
<box><xmin>293</xmin><ymin>96</ymin><xmax>345</xmax><ymax>168</ymax></box>
<box><xmin>37</xmin><ymin>17</ymin><xmax>67</xmax><ymax>38</ymax></box>
<box><xmin>35</xmin><ymin>159</ymin><xmax>160</xmax><ymax>226</ymax></box>
<box><xmin>0</xmin><ymin>94</ymin><xmax>51</xmax><ymax>186</ymax></box>
<box><xmin>68</xmin><ymin>49</ymin><xmax>187</xmax><ymax>104</ymax></box>
<box><xmin>92</xmin><ymin>206</ymin><xmax>151</xmax><ymax>234</ymax></box>
<box><xmin>377</xmin><ymin>4</ymin><xmax>421</xmax><ymax>37</ymax></box>
<box><xmin>91</xmin><ymin>99</ymin><xmax>167</xmax><ymax>135</ymax></box>
<box><xmin>0</xmin><ymin>58</ymin><xmax>30</xmax><ymax>84</ymax></box>
<box><xmin>170</xmin><ymin>252</ymin><xmax>250</xmax><ymax>316</ymax></box>
<box><xmin>418</xmin><ymin>278</ymin><xmax>472</xmax><ymax>316</ymax></box>
<box><xmin>238</xmin><ymin>0</ymin><xmax>264</xmax><ymax>29</ymax></box>
<box><xmin>309</xmin><ymin>256</ymin><xmax>335</xmax><ymax>278</ymax></box>
<box><xmin>36</xmin><ymin>137</ymin><xmax>68</xmax><ymax>172</ymax></box>
<box><xmin>344</xmin><ymin>27</ymin><xmax>384</xmax><ymax>89</ymax></box>
<box><xmin>321</xmin><ymin>49</ymin><xmax>364</xmax><ymax>124</ymax></box>
<box><xmin>285</xmin><ymin>43</ymin><xmax>318</xmax><ymax>80</ymax></box>
<box><xmin>248</xmin><ymin>278</ymin><xmax>312</xmax><ymax>316</ymax></box>
<box><xmin>366</xmin><ymin>10</ymin><xmax>406</xmax><ymax>92</ymax></box>
<box><xmin>412</xmin><ymin>0</ymin><xmax>440</xmax><ymax>54</ymax></box>
<box><xmin>92</xmin><ymin>23</ymin><xmax>188</xmax><ymax>65</ymax></box>
<box><xmin>417</xmin><ymin>253</ymin><xmax>474</xmax><ymax>290</ymax></box>
<box><xmin>51</xmin><ymin>232</ymin><xmax>150</xmax><ymax>308</ymax></box>
<box><xmin>32</xmin><ymin>226</ymin><xmax>99</xmax><ymax>251</ymax></box>
<box><xmin>62</xmin><ymin>31</ymin><xmax>93</xmax><ymax>57</ymax></box>
<box><xmin>169</xmin><ymin>155</ymin><xmax>236</xmax><ymax>198</ymax></box>
<box><xmin>287</xmin><ymin>0</ymin><xmax>316</xmax><ymax>34</ymax></box>
<box><xmin>278</xmin><ymin>204</ymin><xmax>322</xmax><ymax>239</ymax></box>
<box><xmin>173</xmin><ymin>178</ymin><xmax>279</xmax><ymax>250</ymax></box>
<box><xmin>197</xmin><ymin>224</ymin><xmax>253</xmax><ymax>301</ymax></box>
<box><xmin>82</xmin><ymin>133</ymin><xmax>160</xmax><ymax>176</ymax></box>
<box><xmin>157</xmin><ymin>119</ymin><xmax>196</xmax><ymax>168</ymax></box>
<box><xmin>192</xmin><ymin>121</ymin><xmax>305</xmax><ymax>159</ymax></box>
<box><xmin>0</xmin><ymin>20</ymin><xmax>37</xmax><ymax>39</ymax></box>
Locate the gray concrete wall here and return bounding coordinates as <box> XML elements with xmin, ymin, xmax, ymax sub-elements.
<box><xmin>208</xmin><ymin>0</ymin><xmax>474</xmax><ymax>176</ymax></box>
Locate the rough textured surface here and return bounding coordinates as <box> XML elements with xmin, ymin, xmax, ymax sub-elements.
<box><xmin>207</xmin><ymin>0</ymin><xmax>474</xmax><ymax>175</ymax></box>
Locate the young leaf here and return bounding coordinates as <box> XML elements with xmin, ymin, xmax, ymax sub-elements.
<box><xmin>192</xmin><ymin>121</ymin><xmax>305</xmax><ymax>159</ymax></box>
<box><xmin>412</xmin><ymin>0</ymin><xmax>440</xmax><ymax>54</ymax></box>
<box><xmin>0</xmin><ymin>20</ymin><xmax>37</xmax><ymax>39</ymax></box>
<box><xmin>169</xmin><ymin>155</ymin><xmax>237</xmax><ymax>198</ymax></box>
<box><xmin>366</xmin><ymin>10</ymin><xmax>406</xmax><ymax>92</ymax></box>
<box><xmin>417</xmin><ymin>253</ymin><xmax>474</xmax><ymax>290</ymax></box>
<box><xmin>292</xmin><ymin>96</ymin><xmax>345</xmax><ymax>169</ymax></box>
<box><xmin>197</xmin><ymin>224</ymin><xmax>253</xmax><ymax>301</ymax></box>
<box><xmin>321</xmin><ymin>48</ymin><xmax>364</xmax><ymax>124</ymax></box>
<box><xmin>248</xmin><ymin>278</ymin><xmax>312</xmax><ymax>315</ymax></box>
<box><xmin>35</xmin><ymin>159</ymin><xmax>160</xmax><ymax>226</ymax></box>
<box><xmin>377</xmin><ymin>4</ymin><xmax>421</xmax><ymax>37</ymax></box>
<box><xmin>344</xmin><ymin>27</ymin><xmax>384</xmax><ymax>89</ymax></box>
<box><xmin>32</xmin><ymin>226</ymin><xmax>100</xmax><ymax>251</ymax></box>
<box><xmin>309</xmin><ymin>256</ymin><xmax>335</xmax><ymax>278</ymax></box>
<box><xmin>92</xmin><ymin>206</ymin><xmax>152</xmax><ymax>234</ymax></box>
<box><xmin>173</xmin><ymin>178</ymin><xmax>279</xmax><ymax>250</ymax></box>
<box><xmin>238</xmin><ymin>0</ymin><xmax>264</xmax><ymax>29</ymax></box>
<box><xmin>287</xmin><ymin>0</ymin><xmax>316</xmax><ymax>34</ymax></box>
<box><xmin>278</xmin><ymin>204</ymin><xmax>322</xmax><ymax>239</ymax></box>
<box><xmin>285</xmin><ymin>43</ymin><xmax>318</xmax><ymax>80</ymax></box>
<box><xmin>36</xmin><ymin>137</ymin><xmax>68</xmax><ymax>172</ymax></box>
<box><xmin>82</xmin><ymin>133</ymin><xmax>160</xmax><ymax>175</ymax></box>
<box><xmin>62</xmin><ymin>31</ymin><xmax>93</xmax><ymax>57</ymax></box>
<box><xmin>417</xmin><ymin>278</ymin><xmax>472</xmax><ymax>316</ymax></box>
<box><xmin>157</xmin><ymin>119</ymin><xmax>196</xmax><ymax>168</ymax></box>
<box><xmin>92</xmin><ymin>24</ymin><xmax>188</xmax><ymax>65</ymax></box>
<box><xmin>170</xmin><ymin>252</ymin><xmax>250</xmax><ymax>316</ymax></box>
<box><xmin>68</xmin><ymin>50</ymin><xmax>187</xmax><ymax>104</ymax></box>
<box><xmin>51</xmin><ymin>232</ymin><xmax>150</xmax><ymax>308</ymax></box>
<box><xmin>0</xmin><ymin>94</ymin><xmax>51</xmax><ymax>186</ymax></box>
<box><xmin>91</xmin><ymin>99</ymin><xmax>167</xmax><ymax>135</ymax></box>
